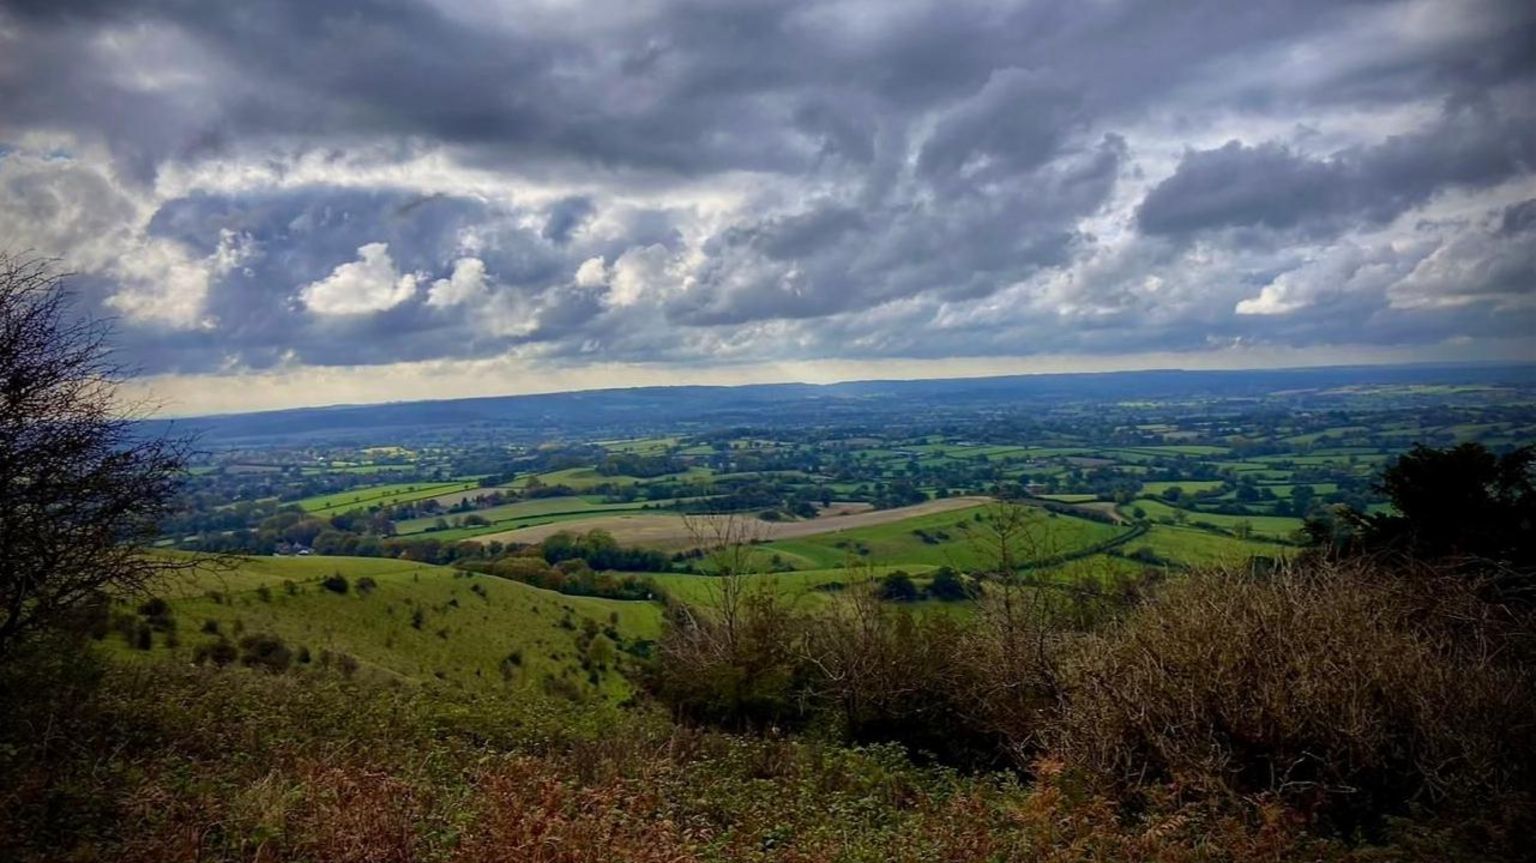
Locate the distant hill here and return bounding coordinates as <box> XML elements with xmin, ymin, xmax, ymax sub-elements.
<box><xmin>145</xmin><ymin>363</ymin><xmax>1536</xmax><ymax>446</ymax></box>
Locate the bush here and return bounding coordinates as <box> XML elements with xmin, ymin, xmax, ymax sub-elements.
<box><xmin>876</xmin><ymin>571</ymin><xmax>919</xmax><ymax>602</ymax></box>
<box><xmin>927</xmin><ymin>567</ymin><xmax>972</xmax><ymax>601</ymax></box>
<box><xmin>650</xmin><ymin>587</ymin><xmax>807</xmax><ymax>730</ymax></box>
<box><xmin>193</xmin><ymin>637</ymin><xmax>238</xmax><ymax>667</ymax></box>
<box><xmin>355</xmin><ymin>576</ymin><xmax>378</xmax><ymax>595</ymax></box>
<box><xmin>237</xmin><ymin>632</ymin><xmax>293</xmax><ymax>673</ymax></box>
<box><xmin>1051</xmin><ymin>561</ymin><xmax>1536</xmax><ymax>830</ymax></box>
<box><xmin>136</xmin><ymin>596</ymin><xmax>176</xmax><ymax>634</ymax></box>
<box><xmin>802</xmin><ymin>587</ymin><xmax>988</xmax><ymax>761</ymax></box>
<box><xmin>320</xmin><ymin>574</ymin><xmax>348</xmax><ymax>594</ymax></box>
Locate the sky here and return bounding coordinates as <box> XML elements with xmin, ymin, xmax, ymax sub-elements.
<box><xmin>1</xmin><ymin>0</ymin><xmax>1533</xmax><ymax>416</ymax></box>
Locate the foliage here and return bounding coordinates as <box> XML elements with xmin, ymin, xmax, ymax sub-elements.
<box><xmin>0</xmin><ymin>255</ymin><xmax>195</xmax><ymax>655</ymax></box>
<box><xmin>1054</xmin><ymin>560</ymin><xmax>1536</xmax><ymax>832</ymax></box>
<box><xmin>1343</xmin><ymin>443</ymin><xmax>1535</xmax><ymax>592</ymax></box>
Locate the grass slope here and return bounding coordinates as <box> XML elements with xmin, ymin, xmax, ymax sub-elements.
<box><xmin>131</xmin><ymin>556</ymin><xmax>661</xmax><ymax>698</ymax></box>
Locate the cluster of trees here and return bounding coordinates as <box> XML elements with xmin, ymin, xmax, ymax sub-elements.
<box><xmin>458</xmin><ymin>554</ymin><xmax>661</xmax><ymax>602</ymax></box>
<box><xmin>537</xmin><ymin>529</ymin><xmax>671</xmax><ymax>572</ymax></box>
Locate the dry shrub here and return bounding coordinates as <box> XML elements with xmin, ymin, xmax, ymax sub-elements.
<box><xmin>456</xmin><ymin>757</ymin><xmax>695</xmax><ymax>863</ymax></box>
<box><xmin>946</xmin><ymin>578</ymin><xmax>1075</xmax><ymax>767</ymax></box>
<box><xmin>803</xmin><ymin>582</ymin><xmax>1002</xmax><ymax>765</ymax></box>
<box><xmin>650</xmin><ymin>585</ymin><xmax>808</xmax><ymax>730</ymax></box>
<box><xmin>114</xmin><ymin>758</ymin><xmax>427</xmax><ymax>863</ymax></box>
<box><xmin>285</xmin><ymin>762</ymin><xmax>425</xmax><ymax>863</ymax></box>
<box><xmin>1052</xmin><ymin>559</ymin><xmax>1536</xmax><ymax>830</ymax></box>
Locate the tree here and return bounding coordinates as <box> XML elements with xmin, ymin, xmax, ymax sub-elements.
<box><xmin>1346</xmin><ymin>443</ymin><xmax>1534</xmax><ymax>575</ymax></box>
<box><xmin>877</xmin><ymin>571</ymin><xmax>919</xmax><ymax>602</ymax></box>
<box><xmin>0</xmin><ymin>256</ymin><xmax>192</xmax><ymax>656</ymax></box>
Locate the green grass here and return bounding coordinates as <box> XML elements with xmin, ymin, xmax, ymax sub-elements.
<box><xmin>650</xmin><ymin>565</ymin><xmax>930</xmax><ymax>609</ymax></box>
<box><xmin>759</xmin><ymin>505</ymin><xmax>1128</xmax><ymax>571</ymax></box>
<box><xmin>1259</xmin><ymin>482</ymin><xmax>1339</xmax><ymax>498</ymax></box>
<box><xmin>597</xmin><ymin>436</ymin><xmax>681</xmax><ymax>454</ymax></box>
<box><xmin>1126</xmin><ymin>524</ymin><xmax>1290</xmax><ymax>567</ymax></box>
<box><xmin>1128</xmin><ymin>498</ymin><xmax>1303</xmax><ymax>541</ymax></box>
<box><xmin>1140</xmin><ymin>480</ymin><xmax>1226</xmax><ymax>496</ymax></box>
<box><xmin>1118</xmin><ymin>445</ymin><xmax>1232</xmax><ymax>456</ymax></box>
<box><xmin>393</xmin><ymin>496</ymin><xmax>663</xmax><ymax>536</ymax></box>
<box><xmin>134</xmin><ymin>556</ymin><xmax>662</xmax><ymax>697</ymax></box>
<box><xmin>513</xmin><ymin>466</ymin><xmax>714</xmax><ymax>490</ymax></box>
<box><xmin>295</xmin><ymin>481</ymin><xmax>481</xmax><ymax>516</ymax></box>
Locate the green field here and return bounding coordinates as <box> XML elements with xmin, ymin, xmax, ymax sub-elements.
<box><xmin>131</xmin><ymin>556</ymin><xmax>662</xmax><ymax>697</ymax></box>
<box><xmin>393</xmin><ymin>496</ymin><xmax>665</xmax><ymax>537</ymax></box>
<box><xmin>1126</xmin><ymin>524</ymin><xmax>1290</xmax><ymax>567</ymax></box>
<box><xmin>759</xmin><ymin>505</ymin><xmax>1129</xmax><ymax>571</ymax></box>
<box><xmin>1140</xmin><ymin>480</ymin><xmax>1226</xmax><ymax>496</ymax></box>
<box><xmin>295</xmin><ymin>481</ymin><xmax>482</xmax><ymax>516</ymax></box>
<box><xmin>1127</xmin><ymin>498</ymin><xmax>1303</xmax><ymax>541</ymax></box>
<box><xmin>650</xmin><ymin>565</ymin><xmax>930</xmax><ymax>609</ymax></box>
<box><xmin>512</xmin><ymin>466</ymin><xmax>713</xmax><ymax>490</ymax></box>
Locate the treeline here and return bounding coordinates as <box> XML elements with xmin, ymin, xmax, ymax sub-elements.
<box><xmin>455</xmin><ymin>529</ymin><xmax>670</xmax><ymax>600</ymax></box>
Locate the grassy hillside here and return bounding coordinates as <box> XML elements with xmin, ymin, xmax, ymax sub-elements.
<box><xmin>124</xmin><ymin>556</ymin><xmax>662</xmax><ymax>698</ymax></box>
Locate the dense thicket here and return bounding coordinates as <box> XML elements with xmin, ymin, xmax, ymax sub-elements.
<box><xmin>647</xmin><ymin>557</ymin><xmax>1536</xmax><ymax>844</ymax></box>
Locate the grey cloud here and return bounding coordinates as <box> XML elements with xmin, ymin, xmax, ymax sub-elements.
<box><xmin>3</xmin><ymin>0</ymin><xmax>1535</xmax><ymax>379</ymax></box>
<box><xmin>542</xmin><ymin>197</ymin><xmax>594</xmax><ymax>244</ymax></box>
<box><xmin>1138</xmin><ymin>102</ymin><xmax>1536</xmax><ymax>237</ymax></box>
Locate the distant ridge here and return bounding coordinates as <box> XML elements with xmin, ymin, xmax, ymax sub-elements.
<box><xmin>144</xmin><ymin>362</ymin><xmax>1536</xmax><ymax>446</ymax></box>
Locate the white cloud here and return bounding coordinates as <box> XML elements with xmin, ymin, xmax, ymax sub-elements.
<box><xmin>1235</xmin><ymin>240</ymin><xmax>1431</xmax><ymax>316</ymax></box>
<box><xmin>610</xmin><ymin>244</ymin><xmax>684</xmax><ymax>307</ymax></box>
<box><xmin>300</xmin><ymin>243</ymin><xmax>420</xmax><ymax>315</ymax></box>
<box><xmin>427</xmin><ymin>256</ymin><xmax>489</xmax><ymax>307</ymax></box>
<box><xmin>107</xmin><ymin>230</ymin><xmax>254</xmax><ymax>328</ymax></box>
<box><xmin>574</xmin><ymin>256</ymin><xmax>608</xmax><ymax>287</ymax></box>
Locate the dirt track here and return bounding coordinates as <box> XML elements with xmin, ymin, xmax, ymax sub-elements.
<box><xmin>477</xmin><ymin>496</ymin><xmax>993</xmax><ymax>549</ymax></box>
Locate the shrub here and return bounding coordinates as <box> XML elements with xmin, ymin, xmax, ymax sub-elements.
<box><xmin>1051</xmin><ymin>560</ymin><xmax>1536</xmax><ymax>830</ymax></box>
<box><xmin>355</xmin><ymin>576</ymin><xmax>378</xmax><ymax>595</ymax></box>
<box><xmin>193</xmin><ymin>637</ymin><xmax>238</xmax><ymax>667</ymax></box>
<box><xmin>136</xmin><ymin>597</ymin><xmax>176</xmax><ymax>634</ymax></box>
<box><xmin>650</xmin><ymin>587</ymin><xmax>807</xmax><ymax>730</ymax></box>
<box><xmin>321</xmin><ymin>574</ymin><xmax>349</xmax><ymax>594</ymax></box>
<box><xmin>927</xmin><ymin>567</ymin><xmax>972</xmax><ymax>601</ymax></box>
<box><xmin>237</xmin><ymin>632</ymin><xmax>293</xmax><ymax>673</ymax></box>
<box><xmin>876</xmin><ymin>571</ymin><xmax>919</xmax><ymax>602</ymax></box>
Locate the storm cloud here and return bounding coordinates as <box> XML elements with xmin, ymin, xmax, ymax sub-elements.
<box><xmin>0</xmin><ymin>0</ymin><xmax>1533</xmax><ymax>409</ymax></box>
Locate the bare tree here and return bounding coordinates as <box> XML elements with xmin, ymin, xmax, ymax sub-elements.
<box><xmin>0</xmin><ymin>255</ymin><xmax>193</xmax><ymax>656</ymax></box>
<box><xmin>679</xmin><ymin>511</ymin><xmax>767</xmax><ymax>646</ymax></box>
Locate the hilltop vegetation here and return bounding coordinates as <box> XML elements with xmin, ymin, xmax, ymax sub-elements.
<box><xmin>116</xmin><ymin>556</ymin><xmax>660</xmax><ymax>699</ymax></box>
<box><xmin>5</xmin><ymin>264</ymin><xmax>1535</xmax><ymax>862</ymax></box>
